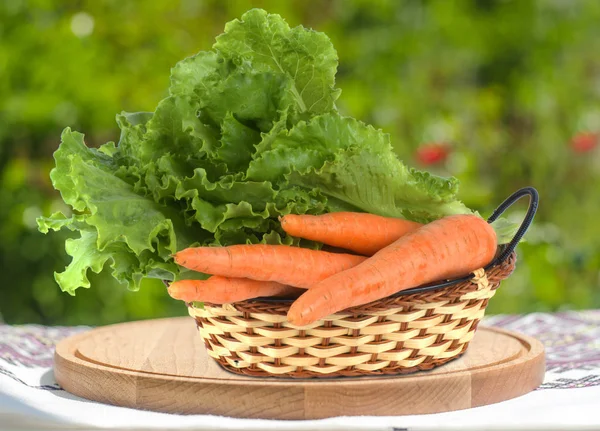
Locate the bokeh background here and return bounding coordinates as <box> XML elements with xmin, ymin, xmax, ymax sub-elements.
<box><xmin>2</xmin><ymin>0</ymin><xmax>599</xmax><ymax>325</ymax></box>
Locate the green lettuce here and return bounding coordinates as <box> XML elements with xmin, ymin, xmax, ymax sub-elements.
<box><xmin>39</xmin><ymin>8</ymin><xmax>515</xmax><ymax>295</ymax></box>
<box><xmin>247</xmin><ymin>113</ymin><xmax>472</xmax><ymax>222</ymax></box>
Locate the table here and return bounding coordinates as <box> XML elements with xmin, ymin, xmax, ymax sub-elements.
<box><xmin>1</xmin><ymin>310</ymin><xmax>599</xmax><ymax>430</ymax></box>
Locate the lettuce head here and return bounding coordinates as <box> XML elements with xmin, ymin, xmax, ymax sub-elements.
<box><xmin>38</xmin><ymin>9</ymin><xmax>514</xmax><ymax>295</ymax></box>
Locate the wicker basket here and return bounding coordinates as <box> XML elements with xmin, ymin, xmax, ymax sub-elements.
<box><xmin>185</xmin><ymin>187</ymin><xmax>538</xmax><ymax>378</ymax></box>
<box><xmin>188</xmin><ymin>254</ymin><xmax>515</xmax><ymax>378</ymax></box>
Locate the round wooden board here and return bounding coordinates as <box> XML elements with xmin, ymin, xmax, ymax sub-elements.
<box><xmin>54</xmin><ymin>317</ymin><xmax>545</xmax><ymax>420</ymax></box>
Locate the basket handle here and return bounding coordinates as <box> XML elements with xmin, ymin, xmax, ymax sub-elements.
<box><xmin>485</xmin><ymin>186</ymin><xmax>539</xmax><ymax>269</ymax></box>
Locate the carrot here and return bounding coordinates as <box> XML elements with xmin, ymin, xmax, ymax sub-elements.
<box><xmin>287</xmin><ymin>214</ymin><xmax>497</xmax><ymax>326</ymax></box>
<box><xmin>280</xmin><ymin>212</ymin><xmax>422</xmax><ymax>256</ymax></box>
<box><xmin>167</xmin><ymin>276</ymin><xmax>302</xmax><ymax>304</ymax></box>
<box><xmin>173</xmin><ymin>244</ymin><xmax>367</xmax><ymax>288</ymax></box>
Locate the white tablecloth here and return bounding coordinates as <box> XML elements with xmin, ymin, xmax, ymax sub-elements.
<box><xmin>1</xmin><ymin>311</ymin><xmax>599</xmax><ymax>431</ymax></box>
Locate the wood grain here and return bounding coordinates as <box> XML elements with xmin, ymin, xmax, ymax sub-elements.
<box><xmin>54</xmin><ymin>317</ymin><xmax>545</xmax><ymax>419</ymax></box>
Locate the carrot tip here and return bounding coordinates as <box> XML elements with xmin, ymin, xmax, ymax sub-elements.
<box><xmin>172</xmin><ymin>254</ymin><xmax>186</xmax><ymax>265</ymax></box>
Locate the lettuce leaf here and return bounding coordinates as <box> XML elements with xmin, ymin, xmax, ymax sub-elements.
<box><xmin>249</xmin><ymin>113</ymin><xmax>472</xmax><ymax>222</ymax></box>
<box><xmin>39</xmin><ymin>8</ymin><xmax>516</xmax><ymax>295</ymax></box>
<box><xmin>214</xmin><ymin>8</ymin><xmax>340</xmax><ymax>116</ymax></box>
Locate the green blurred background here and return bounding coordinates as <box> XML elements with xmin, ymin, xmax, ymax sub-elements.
<box><xmin>1</xmin><ymin>0</ymin><xmax>599</xmax><ymax>326</ymax></box>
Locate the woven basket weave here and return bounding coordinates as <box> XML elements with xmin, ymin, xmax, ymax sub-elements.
<box><xmin>187</xmin><ymin>252</ymin><xmax>516</xmax><ymax>378</ymax></box>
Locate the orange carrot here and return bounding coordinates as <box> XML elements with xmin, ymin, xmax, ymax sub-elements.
<box><xmin>173</xmin><ymin>244</ymin><xmax>367</xmax><ymax>288</ymax></box>
<box><xmin>280</xmin><ymin>212</ymin><xmax>422</xmax><ymax>256</ymax></box>
<box><xmin>287</xmin><ymin>214</ymin><xmax>497</xmax><ymax>326</ymax></box>
<box><xmin>167</xmin><ymin>276</ymin><xmax>302</xmax><ymax>304</ymax></box>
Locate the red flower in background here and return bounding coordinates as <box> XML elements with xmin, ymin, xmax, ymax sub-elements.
<box><xmin>570</xmin><ymin>132</ymin><xmax>598</xmax><ymax>153</ymax></box>
<box><xmin>416</xmin><ymin>143</ymin><xmax>451</xmax><ymax>165</ymax></box>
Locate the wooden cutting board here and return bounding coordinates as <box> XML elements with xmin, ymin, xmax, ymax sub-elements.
<box><xmin>54</xmin><ymin>317</ymin><xmax>544</xmax><ymax>420</ymax></box>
